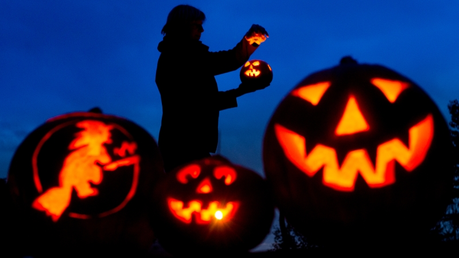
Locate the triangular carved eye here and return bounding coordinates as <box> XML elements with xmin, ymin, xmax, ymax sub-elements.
<box><xmin>335</xmin><ymin>95</ymin><xmax>370</xmax><ymax>136</ymax></box>
<box><xmin>292</xmin><ymin>81</ymin><xmax>331</xmax><ymax>106</ymax></box>
<box><xmin>371</xmin><ymin>78</ymin><xmax>409</xmax><ymax>103</ymax></box>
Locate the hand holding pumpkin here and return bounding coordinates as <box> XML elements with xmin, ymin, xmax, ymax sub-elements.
<box><xmin>236</xmin><ymin>59</ymin><xmax>273</xmax><ymax>97</ymax></box>
<box><xmin>236</xmin><ymin>82</ymin><xmax>270</xmax><ymax>96</ymax></box>
<box><xmin>244</xmin><ymin>24</ymin><xmax>269</xmax><ymax>47</ymax></box>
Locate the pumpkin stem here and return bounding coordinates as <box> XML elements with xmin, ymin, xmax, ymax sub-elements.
<box><xmin>88</xmin><ymin>107</ymin><xmax>103</xmax><ymax>113</ymax></box>
<box><xmin>340</xmin><ymin>56</ymin><xmax>357</xmax><ymax>65</ymax></box>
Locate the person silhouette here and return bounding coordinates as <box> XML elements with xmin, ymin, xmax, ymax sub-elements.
<box><xmin>156</xmin><ymin>4</ymin><xmax>270</xmax><ymax>172</ymax></box>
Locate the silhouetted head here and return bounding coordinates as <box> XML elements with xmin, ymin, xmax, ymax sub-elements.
<box><xmin>161</xmin><ymin>5</ymin><xmax>205</xmax><ymax>40</ymax></box>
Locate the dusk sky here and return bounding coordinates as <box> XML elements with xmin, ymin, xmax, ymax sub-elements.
<box><xmin>2</xmin><ymin>0</ymin><xmax>459</xmax><ymax>251</ymax></box>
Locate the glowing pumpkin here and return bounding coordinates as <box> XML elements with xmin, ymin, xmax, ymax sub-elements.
<box><xmin>7</xmin><ymin>111</ymin><xmax>164</xmax><ymax>256</ymax></box>
<box><xmin>152</xmin><ymin>156</ymin><xmax>274</xmax><ymax>255</ymax></box>
<box><xmin>263</xmin><ymin>57</ymin><xmax>452</xmax><ymax>247</ymax></box>
<box><xmin>240</xmin><ymin>59</ymin><xmax>273</xmax><ymax>86</ymax></box>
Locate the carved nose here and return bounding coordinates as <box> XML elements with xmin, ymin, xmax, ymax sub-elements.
<box><xmin>196</xmin><ymin>177</ymin><xmax>213</xmax><ymax>194</ymax></box>
<box><xmin>335</xmin><ymin>96</ymin><xmax>370</xmax><ymax>136</ymax></box>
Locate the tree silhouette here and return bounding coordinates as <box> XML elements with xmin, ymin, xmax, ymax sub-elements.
<box><xmin>433</xmin><ymin>99</ymin><xmax>459</xmax><ymax>240</ymax></box>
<box><xmin>270</xmin><ymin>215</ymin><xmax>317</xmax><ymax>251</ymax></box>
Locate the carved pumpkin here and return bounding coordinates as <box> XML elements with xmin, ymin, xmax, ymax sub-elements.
<box><xmin>240</xmin><ymin>59</ymin><xmax>273</xmax><ymax>86</ymax></box>
<box><xmin>7</xmin><ymin>111</ymin><xmax>164</xmax><ymax>256</ymax></box>
<box><xmin>0</xmin><ymin>178</ymin><xmax>19</xmax><ymax>254</ymax></box>
<box><xmin>152</xmin><ymin>156</ymin><xmax>274</xmax><ymax>255</ymax></box>
<box><xmin>263</xmin><ymin>58</ymin><xmax>452</xmax><ymax>247</ymax></box>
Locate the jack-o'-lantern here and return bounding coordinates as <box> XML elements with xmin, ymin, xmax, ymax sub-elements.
<box><xmin>7</xmin><ymin>111</ymin><xmax>164</xmax><ymax>256</ymax></box>
<box><xmin>263</xmin><ymin>57</ymin><xmax>452</xmax><ymax>248</ymax></box>
<box><xmin>240</xmin><ymin>59</ymin><xmax>273</xmax><ymax>86</ymax></box>
<box><xmin>152</xmin><ymin>156</ymin><xmax>274</xmax><ymax>255</ymax></box>
<box><xmin>0</xmin><ymin>178</ymin><xmax>19</xmax><ymax>254</ymax></box>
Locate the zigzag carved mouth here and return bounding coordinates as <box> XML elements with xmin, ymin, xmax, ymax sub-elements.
<box><xmin>274</xmin><ymin>114</ymin><xmax>434</xmax><ymax>191</ymax></box>
<box><xmin>167</xmin><ymin>197</ymin><xmax>239</xmax><ymax>224</ymax></box>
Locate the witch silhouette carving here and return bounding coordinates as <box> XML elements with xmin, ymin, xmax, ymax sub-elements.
<box><xmin>32</xmin><ymin>120</ymin><xmax>140</xmax><ymax>222</ymax></box>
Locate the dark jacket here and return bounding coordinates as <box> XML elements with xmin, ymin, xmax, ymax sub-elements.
<box><xmin>155</xmin><ymin>36</ymin><xmax>255</xmax><ymax>157</ymax></box>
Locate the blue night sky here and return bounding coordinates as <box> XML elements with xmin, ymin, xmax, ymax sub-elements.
<box><xmin>1</xmin><ymin>0</ymin><xmax>459</xmax><ymax>251</ymax></box>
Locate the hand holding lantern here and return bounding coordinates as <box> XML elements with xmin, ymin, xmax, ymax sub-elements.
<box><xmin>236</xmin><ymin>59</ymin><xmax>273</xmax><ymax>96</ymax></box>
<box><xmin>245</xmin><ymin>24</ymin><xmax>269</xmax><ymax>47</ymax></box>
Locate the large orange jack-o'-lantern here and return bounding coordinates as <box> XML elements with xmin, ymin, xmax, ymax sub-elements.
<box><xmin>7</xmin><ymin>111</ymin><xmax>164</xmax><ymax>256</ymax></box>
<box><xmin>263</xmin><ymin>57</ymin><xmax>452</xmax><ymax>248</ymax></box>
<box><xmin>240</xmin><ymin>59</ymin><xmax>273</xmax><ymax>86</ymax></box>
<box><xmin>152</xmin><ymin>156</ymin><xmax>274</xmax><ymax>255</ymax></box>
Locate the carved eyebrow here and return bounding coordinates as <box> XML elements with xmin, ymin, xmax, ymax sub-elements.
<box><xmin>371</xmin><ymin>78</ymin><xmax>409</xmax><ymax>103</ymax></box>
<box><xmin>291</xmin><ymin>81</ymin><xmax>331</xmax><ymax>106</ymax></box>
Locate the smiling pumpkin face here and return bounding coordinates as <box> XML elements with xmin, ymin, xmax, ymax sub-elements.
<box><xmin>240</xmin><ymin>59</ymin><xmax>273</xmax><ymax>86</ymax></box>
<box><xmin>152</xmin><ymin>156</ymin><xmax>274</xmax><ymax>255</ymax></box>
<box><xmin>263</xmin><ymin>59</ymin><xmax>452</xmax><ymax>247</ymax></box>
<box><xmin>167</xmin><ymin>163</ymin><xmax>240</xmax><ymax>224</ymax></box>
<box><xmin>276</xmin><ymin>78</ymin><xmax>434</xmax><ymax>192</ymax></box>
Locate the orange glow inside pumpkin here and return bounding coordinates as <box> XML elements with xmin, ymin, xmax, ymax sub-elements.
<box><xmin>196</xmin><ymin>177</ymin><xmax>213</xmax><ymax>193</ymax></box>
<box><xmin>168</xmin><ymin>197</ymin><xmax>239</xmax><ymax>224</ymax></box>
<box><xmin>244</xmin><ymin>61</ymin><xmax>261</xmax><ymax>78</ymax></box>
<box><xmin>32</xmin><ymin>120</ymin><xmax>140</xmax><ymax>221</ymax></box>
<box><xmin>245</xmin><ymin>33</ymin><xmax>267</xmax><ymax>45</ymax></box>
<box><xmin>114</xmin><ymin>141</ymin><xmax>138</xmax><ymax>157</ymax></box>
<box><xmin>371</xmin><ymin>78</ymin><xmax>409</xmax><ymax>103</ymax></box>
<box><xmin>274</xmin><ymin>114</ymin><xmax>434</xmax><ymax>191</ymax></box>
<box><xmin>168</xmin><ymin>165</ymin><xmax>240</xmax><ymax>224</ymax></box>
<box><xmin>292</xmin><ymin>81</ymin><xmax>331</xmax><ymax>106</ymax></box>
<box><xmin>335</xmin><ymin>95</ymin><xmax>370</xmax><ymax>136</ymax></box>
<box><xmin>215</xmin><ymin>210</ymin><xmax>223</xmax><ymax>220</ymax></box>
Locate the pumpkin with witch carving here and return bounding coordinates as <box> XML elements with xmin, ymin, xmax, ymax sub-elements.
<box><xmin>151</xmin><ymin>155</ymin><xmax>274</xmax><ymax>255</ymax></box>
<box><xmin>7</xmin><ymin>111</ymin><xmax>164</xmax><ymax>256</ymax></box>
<box><xmin>263</xmin><ymin>57</ymin><xmax>452</xmax><ymax>247</ymax></box>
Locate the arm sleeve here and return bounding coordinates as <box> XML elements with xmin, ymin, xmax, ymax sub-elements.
<box><xmin>215</xmin><ymin>89</ymin><xmax>239</xmax><ymax>111</ymax></box>
<box><xmin>208</xmin><ymin>38</ymin><xmax>258</xmax><ymax>76</ymax></box>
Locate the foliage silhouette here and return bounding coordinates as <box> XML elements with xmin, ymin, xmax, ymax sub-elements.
<box><xmin>270</xmin><ymin>216</ymin><xmax>317</xmax><ymax>251</ymax></box>
<box><xmin>433</xmin><ymin>99</ymin><xmax>459</xmax><ymax>241</ymax></box>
